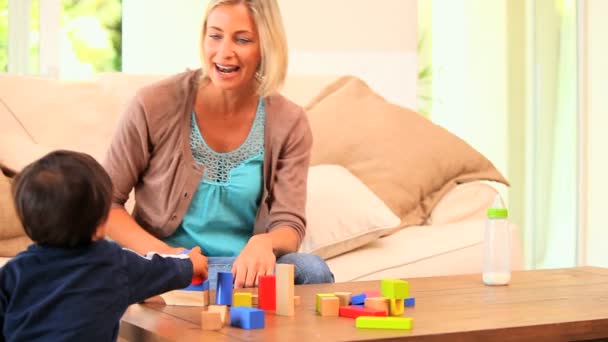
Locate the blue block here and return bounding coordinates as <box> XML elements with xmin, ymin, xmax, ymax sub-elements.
<box><xmin>405</xmin><ymin>297</ymin><xmax>416</xmax><ymax>307</ymax></box>
<box><xmin>350</xmin><ymin>293</ymin><xmax>367</xmax><ymax>305</ymax></box>
<box><xmin>183</xmin><ymin>279</ymin><xmax>210</xmax><ymax>291</ymax></box>
<box><xmin>230</xmin><ymin>307</ymin><xmax>265</xmax><ymax>329</ymax></box>
<box><xmin>216</xmin><ymin>272</ymin><xmax>233</xmax><ymax>305</ymax></box>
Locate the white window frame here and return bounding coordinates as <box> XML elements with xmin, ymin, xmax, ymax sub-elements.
<box><xmin>8</xmin><ymin>0</ymin><xmax>60</xmax><ymax>77</ymax></box>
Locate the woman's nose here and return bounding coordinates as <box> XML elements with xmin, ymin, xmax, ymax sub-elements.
<box><xmin>219</xmin><ymin>40</ymin><xmax>235</xmax><ymax>58</ymax></box>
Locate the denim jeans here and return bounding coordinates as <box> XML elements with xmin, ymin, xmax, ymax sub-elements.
<box><xmin>206</xmin><ymin>253</ymin><xmax>334</xmax><ymax>290</ymax></box>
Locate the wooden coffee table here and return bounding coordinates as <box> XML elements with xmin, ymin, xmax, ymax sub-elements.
<box><xmin>120</xmin><ymin>267</ymin><xmax>608</xmax><ymax>341</ymax></box>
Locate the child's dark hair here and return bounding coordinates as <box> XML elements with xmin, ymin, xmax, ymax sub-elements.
<box><xmin>11</xmin><ymin>150</ymin><xmax>113</xmax><ymax>248</ymax></box>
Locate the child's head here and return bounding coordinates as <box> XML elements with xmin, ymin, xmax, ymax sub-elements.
<box><xmin>11</xmin><ymin>150</ymin><xmax>113</xmax><ymax>248</ymax></box>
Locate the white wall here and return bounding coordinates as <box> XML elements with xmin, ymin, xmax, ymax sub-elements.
<box><xmin>429</xmin><ymin>0</ymin><xmax>509</xmax><ymax>177</ymax></box>
<box><xmin>282</xmin><ymin>0</ymin><xmax>417</xmax><ymax>109</ymax></box>
<box><xmin>122</xmin><ymin>0</ymin><xmax>206</xmax><ymax>74</ymax></box>
<box><xmin>121</xmin><ymin>0</ymin><xmax>418</xmax><ymax>109</ymax></box>
<box><xmin>583</xmin><ymin>0</ymin><xmax>608</xmax><ymax>267</ymax></box>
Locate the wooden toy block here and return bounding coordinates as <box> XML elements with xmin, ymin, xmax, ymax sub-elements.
<box><xmin>202</xmin><ymin>290</ymin><xmax>210</xmax><ymax>306</ymax></box>
<box><xmin>381</xmin><ymin>279</ymin><xmax>409</xmax><ymax>299</ymax></box>
<box><xmin>320</xmin><ymin>297</ymin><xmax>340</xmax><ymax>316</ymax></box>
<box><xmin>215</xmin><ymin>272</ymin><xmax>233</xmax><ymax>306</ymax></box>
<box><xmin>208</xmin><ymin>305</ymin><xmax>229</xmax><ymax>326</ymax></box>
<box><xmin>183</xmin><ymin>278</ymin><xmax>210</xmax><ymax>291</ymax></box>
<box><xmin>350</xmin><ymin>293</ymin><xmax>367</xmax><ymax>305</ymax></box>
<box><xmin>294</xmin><ymin>295</ymin><xmax>301</xmax><ymax>306</ymax></box>
<box><xmin>192</xmin><ymin>275</ymin><xmax>203</xmax><ymax>285</ymax></box>
<box><xmin>252</xmin><ymin>294</ymin><xmax>259</xmax><ymax>307</ymax></box>
<box><xmin>275</xmin><ymin>264</ymin><xmax>295</xmax><ymax>316</ymax></box>
<box><xmin>201</xmin><ymin>311</ymin><xmax>223</xmax><ymax>330</ymax></box>
<box><xmin>365</xmin><ymin>297</ymin><xmax>389</xmax><ymax>313</ymax></box>
<box><xmin>160</xmin><ymin>290</ymin><xmax>207</xmax><ymax>306</ymax></box>
<box><xmin>316</xmin><ymin>293</ymin><xmax>336</xmax><ymax>313</ymax></box>
<box><xmin>230</xmin><ymin>307</ymin><xmax>265</xmax><ymax>329</ymax></box>
<box><xmin>405</xmin><ymin>297</ymin><xmax>416</xmax><ymax>307</ymax></box>
<box><xmin>338</xmin><ymin>306</ymin><xmax>387</xmax><ymax>319</ymax></box>
<box><xmin>363</xmin><ymin>290</ymin><xmax>381</xmax><ymax>298</ymax></box>
<box><xmin>389</xmin><ymin>298</ymin><xmax>405</xmax><ymax>316</ymax></box>
<box><xmin>356</xmin><ymin>316</ymin><xmax>413</xmax><ymax>330</ymax></box>
<box><xmin>259</xmin><ymin>275</ymin><xmax>276</xmax><ymax>310</ymax></box>
<box><xmin>233</xmin><ymin>292</ymin><xmax>253</xmax><ymax>307</ymax></box>
<box><xmin>334</xmin><ymin>292</ymin><xmax>352</xmax><ymax>307</ymax></box>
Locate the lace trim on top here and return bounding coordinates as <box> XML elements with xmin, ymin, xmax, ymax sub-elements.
<box><xmin>190</xmin><ymin>98</ymin><xmax>265</xmax><ymax>184</ymax></box>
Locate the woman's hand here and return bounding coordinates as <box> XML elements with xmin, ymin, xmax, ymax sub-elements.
<box><xmin>187</xmin><ymin>246</ymin><xmax>209</xmax><ymax>281</ymax></box>
<box><xmin>232</xmin><ymin>234</ymin><xmax>276</xmax><ymax>288</ymax></box>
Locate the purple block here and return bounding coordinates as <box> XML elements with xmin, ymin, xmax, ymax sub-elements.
<box><xmin>230</xmin><ymin>307</ymin><xmax>265</xmax><ymax>329</ymax></box>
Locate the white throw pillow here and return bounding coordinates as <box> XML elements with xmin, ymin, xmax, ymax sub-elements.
<box><xmin>299</xmin><ymin>165</ymin><xmax>400</xmax><ymax>259</ymax></box>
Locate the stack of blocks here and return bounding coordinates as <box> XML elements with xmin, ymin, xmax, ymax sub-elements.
<box><xmin>201</xmin><ymin>263</ymin><xmax>298</xmax><ymax>330</ymax></box>
<box><xmin>165</xmin><ymin>262</ymin><xmax>415</xmax><ymax>332</ymax></box>
<box><xmin>314</xmin><ymin>278</ymin><xmax>415</xmax><ymax>330</ymax></box>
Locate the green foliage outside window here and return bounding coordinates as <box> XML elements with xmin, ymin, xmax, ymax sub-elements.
<box><xmin>0</xmin><ymin>0</ymin><xmax>121</xmax><ymax>75</ymax></box>
<box><xmin>62</xmin><ymin>0</ymin><xmax>122</xmax><ymax>72</ymax></box>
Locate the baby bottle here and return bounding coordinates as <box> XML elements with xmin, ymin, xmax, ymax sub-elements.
<box><xmin>482</xmin><ymin>195</ymin><xmax>511</xmax><ymax>285</ymax></box>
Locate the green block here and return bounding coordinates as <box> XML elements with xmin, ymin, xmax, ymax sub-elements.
<box><xmin>356</xmin><ymin>316</ymin><xmax>413</xmax><ymax>330</ymax></box>
<box><xmin>381</xmin><ymin>279</ymin><xmax>409</xmax><ymax>299</ymax></box>
<box><xmin>316</xmin><ymin>293</ymin><xmax>336</xmax><ymax>313</ymax></box>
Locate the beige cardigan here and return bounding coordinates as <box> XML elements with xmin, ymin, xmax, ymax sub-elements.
<box><xmin>103</xmin><ymin>69</ymin><xmax>312</xmax><ymax>246</ymax></box>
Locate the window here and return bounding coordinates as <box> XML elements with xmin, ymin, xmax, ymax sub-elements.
<box><xmin>0</xmin><ymin>0</ymin><xmax>121</xmax><ymax>78</ymax></box>
<box><xmin>0</xmin><ymin>0</ymin><xmax>7</xmax><ymax>72</ymax></box>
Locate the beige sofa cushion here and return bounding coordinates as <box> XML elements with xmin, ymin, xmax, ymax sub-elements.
<box><xmin>299</xmin><ymin>165</ymin><xmax>400</xmax><ymax>259</ymax></box>
<box><xmin>0</xmin><ymin>174</ymin><xmax>31</xmax><ymax>256</ymax></box>
<box><xmin>306</xmin><ymin>76</ymin><xmax>508</xmax><ymax>229</ymax></box>
<box><xmin>0</xmin><ymin>73</ymin><xmax>165</xmax><ymax>173</ymax></box>
<box><xmin>326</xmin><ymin>218</ymin><xmax>523</xmax><ymax>282</ymax></box>
<box><xmin>427</xmin><ymin>181</ymin><xmax>502</xmax><ymax>225</ymax></box>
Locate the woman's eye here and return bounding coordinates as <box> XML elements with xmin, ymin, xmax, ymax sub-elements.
<box><xmin>209</xmin><ymin>34</ymin><xmax>222</xmax><ymax>40</ymax></box>
<box><xmin>236</xmin><ymin>37</ymin><xmax>251</xmax><ymax>44</ymax></box>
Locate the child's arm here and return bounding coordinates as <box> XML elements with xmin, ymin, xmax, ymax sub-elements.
<box><xmin>186</xmin><ymin>247</ymin><xmax>208</xmax><ymax>280</ymax></box>
<box><xmin>121</xmin><ymin>247</ymin><xmax>208</xmax><ymax>304</ymax></box>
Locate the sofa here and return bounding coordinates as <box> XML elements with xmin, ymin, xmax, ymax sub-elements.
<box><xmin>0</xmin><ymin>72</ymin><xmax>523</xmax><ymax>282</ymax></box>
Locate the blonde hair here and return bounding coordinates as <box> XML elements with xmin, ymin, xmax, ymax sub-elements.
<box><xmin>199</xmin><ymin>0</ymin><xmax>288</xmax><ymax>97</ymax></box>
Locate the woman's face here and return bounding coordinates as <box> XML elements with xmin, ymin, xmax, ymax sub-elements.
<box><xmin>203</xmin><ymin>4</ymin><xmax>262</xmax><ymax>93</ymax></box>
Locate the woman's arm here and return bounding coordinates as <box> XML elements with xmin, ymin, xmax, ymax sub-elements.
<box><xmin>106</xmin><ymin>208</ymin><xmax>181</xmax><ymax>255</ymax></box>
<box><xmin>264</xmin><ymin>226</ymin><xmax>300</xmax><ymax>255</ymax></box>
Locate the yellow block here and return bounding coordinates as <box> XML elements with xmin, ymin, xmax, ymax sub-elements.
<box><xmin>233</xmin><ymin>292</ymin><xmax>253</xmax><ymax>307</ymax></box>
<box><xmin>389</xmin><ymin>298</ymin><xmax>404</xmax><ymax>316</ymax></box>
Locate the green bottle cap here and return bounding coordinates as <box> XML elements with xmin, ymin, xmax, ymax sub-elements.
<box><xmin>487</xmin><ymin>208</ymin><xmax>508</xmax><ymax>218</ymax></box>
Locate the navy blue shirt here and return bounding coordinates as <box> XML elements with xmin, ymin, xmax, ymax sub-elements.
<box><xmin>0</xmin><ymin>239</ymin><xmax>193</xmax><ymax>342</ymax></box>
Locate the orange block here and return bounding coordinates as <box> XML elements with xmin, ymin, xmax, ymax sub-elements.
<box><xmin>365</xmin><ymin>297</ymin><xmax>389</xmax><ymax>314</ymax></box>
<box><xmin>320</xmin><ymin>297</ymin><xmax>339</xmax><ymax>317</ymax></box>
<box><xmin>201</xmin><ymin>311</ymin><xmax>222</xmax><ymax>330</ymax></box>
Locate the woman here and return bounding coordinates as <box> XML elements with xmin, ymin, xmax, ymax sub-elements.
<box><xmin>103</xmin><ymin>0</ymin><xmax>333</xmax><ymax>289</ymax></box>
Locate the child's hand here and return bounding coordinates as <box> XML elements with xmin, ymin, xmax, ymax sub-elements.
<box><xmin>187</xmin><ymin>246</ymin><xmax>208</xmax><ymax>281</ymax></box>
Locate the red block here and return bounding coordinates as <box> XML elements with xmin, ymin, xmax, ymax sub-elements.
<box><xmin>363</xmin><ymin>290</ymin><xmax>381</xmax><ymax>298</ymax></box>
<box><xmin>259</xmin><ymin>275</ymin><xmax>276</xmax><ymax>311</ymax></box>
<box><xmin>339</xmin><ymin>306</ymin><xmax>387</xmax><ymax>319</ymax></box>
<box><xmin>191</xmin><ymin>275</ymin><xmax>203</xmax><ymax>286</ymax></box>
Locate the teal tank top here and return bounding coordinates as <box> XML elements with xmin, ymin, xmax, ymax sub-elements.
<box><xmin>163</xmin><ymin>98</ymin><xmax>265</xmax><ymax>256</ymax></box>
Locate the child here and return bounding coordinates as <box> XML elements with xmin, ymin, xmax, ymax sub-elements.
<box><xmin>0</xmin><ymin>150</ymin><xmax>208</xmax><ymax>341</ymax></box>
